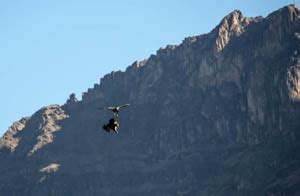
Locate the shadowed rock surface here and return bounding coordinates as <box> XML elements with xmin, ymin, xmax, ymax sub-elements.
<box><xmin>1</xmin><ymin>5</ymin><xmax>300</xmax><ymax>196</ymax></box>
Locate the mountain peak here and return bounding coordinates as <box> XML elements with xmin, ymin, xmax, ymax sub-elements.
<box><xmin>224</xmin><ymin>9</ymin><xmax>243</xmax><ymax>21</ymax></box>
<box><xmin>213</xmin><ymin>9</ymin><xmax>260</xmax><ymax>52</ymax></box>
<box><xmin>268</xmin><ymin>4</ymin><xmax>299</xmax><ymax>22</ymax></box>
<box><xmin>284</xmin><ymin>4</ymin><xmax>298</xmax><ymax>13</ymax></box>
<box><xmin>0</xmin><ymin>117</ymin><xmax>30</xmax><ymax>152</ymax></box>
<box><xmin>0</xmin><ymin>105</ymin><xmax>69</xmax><ymax>155</ymax></box>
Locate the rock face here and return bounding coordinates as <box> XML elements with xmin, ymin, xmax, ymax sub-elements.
<box><xmin>1</xmin><ymin>5</ymin><xmax>300</xmax><ymax>196</ymax></box>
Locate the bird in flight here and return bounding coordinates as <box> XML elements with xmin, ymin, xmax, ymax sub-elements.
<box><xmin>103</xmin><ymin>118</ymin><xmax>120</xmax><ymax>134</ymax></box>
<box><xmin>98</xmin><ymin>103</ymin><xmax>130</xmax><ymax>116</ymax></box>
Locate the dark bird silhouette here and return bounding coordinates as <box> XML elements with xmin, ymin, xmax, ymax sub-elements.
<box><xmin>98</xmin><ymin>104</ymin><xmax>130</xmax><ymax>116</ymax></box>
<box><xmin>102</xmin><ymin>118</ymin><xmax>120</xmax><ymax>134</ymax></box>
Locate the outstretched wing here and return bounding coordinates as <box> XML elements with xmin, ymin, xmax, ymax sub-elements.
<box><xmin>97</xmin><ymin>107</ymin><xmax>115</xmax><ymax>111</ymax></box>
<box><xmin>118</xmin><ymin>103</ymin><xmax>130</xmax><ymax>108</ymax></box>
<box><xmin>98</xmin><ymin>104</ymin><xmax>129</xmax><ymax>111</ymax></box>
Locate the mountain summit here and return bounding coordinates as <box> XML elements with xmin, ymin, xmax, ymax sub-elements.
<box><xmin>213</xmin><ymin>9</ymin><xmax>260</xmax><ymax>52</ymax></box>
<box><xmin>1</xmin><ymin>5</ymin><xmax>300</xmax><ymax>196</ymax></box>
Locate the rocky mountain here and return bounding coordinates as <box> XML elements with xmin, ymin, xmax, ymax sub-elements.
<box><xmin>1</xmin><ymin>5</ymin><xmax>300</xmax><ymax>196</ymax></box>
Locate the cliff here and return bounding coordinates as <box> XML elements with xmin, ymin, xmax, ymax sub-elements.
<box><xmin>0</xmin><ymin>5</ymin><xmax>300</xmax><ymax>196</ymax></box>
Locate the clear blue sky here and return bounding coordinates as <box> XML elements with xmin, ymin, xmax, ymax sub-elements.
<box><xmin>0</xmin><ymin>0</ymin><xmax>292</xmax><ymax>136</ymax></box>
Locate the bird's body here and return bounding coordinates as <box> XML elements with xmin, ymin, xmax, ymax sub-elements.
<box><xmin>103</xmin><ymin>118</ymin><xmax>120</xmax><ymax>134</ymax></box>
